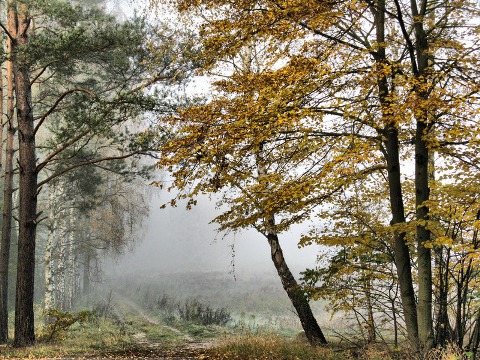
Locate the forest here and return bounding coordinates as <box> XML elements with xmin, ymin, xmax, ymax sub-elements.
<box><xmin>0</xmin><ymin>0</ymin><xmax>479</xmax><ymax>359</ymax></box>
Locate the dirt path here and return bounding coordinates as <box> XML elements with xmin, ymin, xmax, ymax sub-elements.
<box><xmin>112</xmin><ymin>292</ymin><xmax>217</xmax><ymax>354</ymax></box>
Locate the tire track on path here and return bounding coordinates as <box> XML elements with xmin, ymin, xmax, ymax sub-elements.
<box><xmin>112</xmin><ymin>291</ymin><xmax>216</xmax><ymax>352</ymax></box>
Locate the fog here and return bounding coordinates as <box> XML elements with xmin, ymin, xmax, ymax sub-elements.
<box><xmin>103</xmin><ymin>0</ymin><xmax>323</xmax><ymax>292</ymax></box>
<box><xmin>105</xmin><ymin>186</ymin><xmax>322</xmax><ymax>282</ymax></box>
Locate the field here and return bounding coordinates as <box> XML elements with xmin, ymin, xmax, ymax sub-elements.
<box><xmin>0</xmin><ymin>271</ymin><xmax>465</xmax><ymax>359</ymax></box>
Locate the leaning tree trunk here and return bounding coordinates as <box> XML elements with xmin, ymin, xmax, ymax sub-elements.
<box><xmin>266</xmin><ymin>229</ymin><xmax>327</xmax><ymax>345</ymax></box>
<box><xmin>13</xmin><ymin>1</ymin><xmax>38</xmax><ymax>347</ymax></box>
<box><xmin>255</xmin><ymin>140</ymin><xmax>327</xmax><ymax>345</ymax></box>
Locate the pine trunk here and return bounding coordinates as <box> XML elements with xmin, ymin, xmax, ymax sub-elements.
<box><xmin>0</xmin><ymin>17</ymin><xmax>16</xmax><ymax>342</ymax></box>
<box><xmin>13</xmin><ymin>2</ymin><xmax>37</xmax><ymax>346</ymax></box>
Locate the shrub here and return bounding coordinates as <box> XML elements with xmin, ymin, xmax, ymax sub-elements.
<box><xmin>178</xmin><ymin>298</ymin><xmax>231</xmax><ymax>326</ymax></box>
<box><xmin>39</xmin><ymin>308</ymin><xmax>92</xmax><ymax>343</ymax></box>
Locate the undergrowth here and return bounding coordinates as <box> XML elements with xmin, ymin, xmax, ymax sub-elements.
<box><xmin>206</xmin><ymin>334</ymin><xmax>346</xmax><ymax>360</ymax></box>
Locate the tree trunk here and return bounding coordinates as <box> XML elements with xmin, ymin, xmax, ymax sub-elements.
<box><xmin>65</xmin><ymin>207</ymin><xmax>75</xmax><ymax>310</ymax></box>
<box><xmin>83</xmin><ymin>252</ymin><xmax>90</xmax><ymax>296</ymax></box>
<box><xmin>415</xmin><ymin>118</ymin><xmax>433</xmax><ymax>350</ymax></box>
<box><xmin>56</xmin><ymin>212</ymin><xmax>67</xmax><ymax>310</ymax></box>
<box><xmin>44</xmin><ymin>182</ymin><xmax>56</xmax><ymax>311</ymax></box>
<box><xmin>384</xmin><ymin>129</ymin><xmax>419</xmax><ymax>342</ymax></box>
<box><xmin>267</xmin><ymin>231</ymin><xmax>327</xmax><ymax>345</ymax></box>
<box><xmin>13</xmin><ymin>2</ymin><xmax>38</xmax><ymax>346</ymax></box>
<box><xmin>255</xmin><ymin>144</ymin><xmax>326</xmax><ymax>345</ymax></box>
<box><xmin>410</xmin><ymin>0</ymin><xmax>434</xmax><ymax>350</ymax></box>
<box><xmin>373</xmin><ymin>0</ymin><xmax>419</xmax><ymax>343</ymax></box>
<box><xmin>0</xmin><ymin>14</ymin><xmax>16</xmax><ymax>342</ymax></box>
<box><xmin>365</xmin><ymin>278</ymin><xmax>376</xmax><ymax>344</ymax></box>
<box><xmin>435</xmin><ymin>246</ymin><xmax>451</xmax><ymax>347</ymax></box>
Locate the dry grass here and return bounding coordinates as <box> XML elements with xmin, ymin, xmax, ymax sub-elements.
<box><xmin>205</xmin><ymin>334</ymin><xmax>348</xmax><ymax>360</ymax></box>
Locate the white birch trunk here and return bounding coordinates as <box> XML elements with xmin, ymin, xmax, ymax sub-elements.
<box><xmin>44</xmin><ymin>182</ymin><xmax>57</xmax><ymax>310</ymax></box>
<box><xmin>65</xmin><ymin>207</ymin><xmax>76</xmax><ymax>310</ymax></box>
<box><xmin>55</xmin><ymin>195</ymin><xmax>67</xmax><ymax>310</ymax></box>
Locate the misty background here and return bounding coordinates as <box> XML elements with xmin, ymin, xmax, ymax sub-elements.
<box><xmin>104</xmin><ymin>177</ymin><xmax>322</xmax><ymax>282</ymax></box>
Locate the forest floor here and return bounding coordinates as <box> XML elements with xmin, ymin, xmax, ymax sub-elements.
<box><xmin>0</xmin><ymin>285</ymin><xmax>417</xmax><ymax>360</ymax></box>
<box><xmin>1</xmin><ymin>292</ymin><xmax>219</xmax><ymax>359</ymax></box>
<box><xmin>0</xmin><ymin>288</ymin><xmax>355</xmax><ymax>359</ymax></box>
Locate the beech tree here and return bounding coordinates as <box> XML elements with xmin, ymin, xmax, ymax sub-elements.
<box><xmin>158</xmin><ymin>0</ymin><xmax>479</xmax><ymax>351</ymax></box>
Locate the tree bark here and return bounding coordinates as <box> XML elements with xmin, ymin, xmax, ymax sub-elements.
<box><xmin>373</xmin><ymin>0</ymin><xmax>419</xmax><ymax>342</ymax></box>
<box><xmin>384</xmin><ymin>128</ymin><xmax>419</xmax><ymax>342</ymax></box>
<box><xmin>83</xmin><ymin>251</ymin><xmax>90</xmax><ymax>296</ymax></box>
<box><xmin>267</xmin><ymin>231</ymin><xmax>327</xmax><ymax>345</ymax></box>
<box><xmin>411</xmin><ymin>0</ymin><xmax>434</xmax><ymax>349</ymax></box>
<box><xmin>0</xmin><ymin>11</ymin><xmax>16</xmax><ymax>341</ymax></box>
<box><xmin>255</xmin><ymin>143</ymin><xmax>327</xmax><ymax>345</ymax></box>
<box><xmin>13</xmin><ymin>1</ymin><xmax>37</xmax><ymax>346</ymax></box>
<box><xmin>65</xmin><ymin>207</ymin><xmax>75</xmax><ymax>310</ymax></box>
<box><xmin>44</xmin><ymin>182</ymin><xmax>56</xmax><ymax>311</ymax></box>
<box><xmin>56</xmin><ymin>211</ymin><xmax>67</xmax><ymax>310</ymax></box>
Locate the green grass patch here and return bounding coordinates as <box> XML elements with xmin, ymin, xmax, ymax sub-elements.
<box><xmin>0</xmin><ymin>317</ymin><xmax>135</xmax><ymax>359</ymax></box>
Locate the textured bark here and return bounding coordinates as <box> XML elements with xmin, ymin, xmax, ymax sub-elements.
<box><xmin>0</xmin><ymin>14</ymin><xmax>16</xmax><ymax>342</ymax></box>
<box><xmin>373</xmin><ymin>0</ymin><xmax>418</xmax><ymax>342</ymax></box>
<box><xmin>65</xmin><ymin>208</ymin><xmax>76</xmax><ymax>310</ymax></box>
<box><xmin>412</xmin><ymin>0</ymin><xmax>434</xmax><ymax>349</ymax></box>
<box><xmin>56</xmin><ymin>213</ymin><xmax>67</xmax><ymax>309</ymax></box>
<box><xmin>13</xmin><ymin>2</ymin><xmax>37</xmax><ymax>346</ymax></box>
<box><xmin>267</xmin><ymin>231</ymin><xmax>327</xmax><ymax>345</ymax></box>
<box><xmin>44</xmin><ymin>182</ymin><xmax>56</xmax><ymax>311</ymax></box>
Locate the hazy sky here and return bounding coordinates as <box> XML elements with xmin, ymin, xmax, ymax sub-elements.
<box><xmin>106</xmin><ymin>183</ymin><xmax>323</xmax><ymax>281</ymax></box>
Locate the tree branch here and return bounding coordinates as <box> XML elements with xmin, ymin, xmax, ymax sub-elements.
<box><xmin>36</xmin><ymin>130</ymin><xmax>90</xmax><ymax>173</ymax></box>
<box><xmin>0</xmin><ymin>21</ymin><xmax>15</xmax><ymax>42</ymax></box>
<box><xmin>34</xmin><ymin>88</ymin><xmax>95</xmax><ymax>135</ymax></box>
<box><xmin>37</xmin><ymin>151</ymin><xmax>146</xmax><ymax>188</ymax></box>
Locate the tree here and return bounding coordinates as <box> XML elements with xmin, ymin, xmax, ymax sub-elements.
<box><xmin>158</xmin><ymin>0</ymin><xmax>480</xmax><ymax>351</ymax></box>
<box><xmin>0</xmin><ymin>0</ymin><xmax>16</xmax><ymax>342</ymax></box>
<box><xmin>0</xmin><ymin>0</ymin><xmax>197</xmax><ymax>345</ymax></box>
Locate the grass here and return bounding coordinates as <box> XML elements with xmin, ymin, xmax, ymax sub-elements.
<box><xmin>0</xmin><ymin>317</ymin><xmax>136</xmax><ymax>359</ymax></box>
<box><xmin>0</xmin><ymin>316</ymin><xmax>471</xmax><ymax>359</ymax></box>
<box><xmin>205</xmin><ymin>334</ymin><xmax>349</xmax><ymax>360</ymax></box>
<box><xmin>0</xmin><ymin>280</ymin><xmax>473</xmax><ymax>359</ymax></box>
